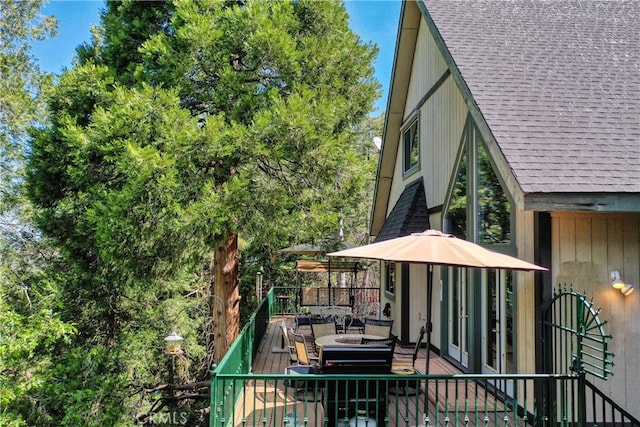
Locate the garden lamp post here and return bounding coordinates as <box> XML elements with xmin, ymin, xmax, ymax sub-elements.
<box><xmin>164</xmin><ymin>332</ymin><xmax>184</xmax><ymax>415</ymax></box>
<box><xmin>165</xmin><ymin>332</ymin><xmax>184</xmax><ymax>355</ymax></box>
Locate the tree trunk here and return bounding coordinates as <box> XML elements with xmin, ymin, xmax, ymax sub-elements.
<box><xmin>212</xmin><ymin>232</ymin><xmax>240</xmax><ymax>364</ymax></box>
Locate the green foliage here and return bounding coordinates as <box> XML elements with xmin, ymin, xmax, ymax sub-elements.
<box><xmin>0</xmin><ymin>264</ymin><xmax>76</xmax><ymax>426</ymax></box>
<box><xmin>26</xmin><ymin>0</ymin><xmax>381</xmax><ymax>424</ymax></box>
<box><xmin>0</xmin><ymin>0</ymin><xmax>56</xmax><ymax>213</ymax></box>
<box><xmin>147</xmin><ymin>0</ymin><xmax>378</xmax><ymax>251</ymax></box>
<box><xmin>446</xmin><ymin>140</ymin><xmax>511</xmax><ymax>244</ymax></box>
<box><xmin>448</xmin><ymin>149</ymin><xmax>468</xmax><ymax>239</ymax></box>
<box><xmin>29</xmin><ymin>76</ymin><xmax>219</xmax><ymax>317</ymax></box>
<box><xmin>28</xmin><ymin>68</ymin><xmax>214</xmax><ymax>422</ymax></box>
<box><xmin>0</xmin><ymin>1</ymin><xmax>81</xmax><ymax>425</ymax></box>
<box><xmin>99</xmin><ymin>0</ymin><xmax>174</xmax><ymax>85</ymax></box>
<box><xmin>41</xmin><ymin>346</ymin><xmax>129</xmax><ymax>426</ymax></box>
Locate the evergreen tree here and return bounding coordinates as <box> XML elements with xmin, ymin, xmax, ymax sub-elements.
<box><xmin>27</xmin><ymin>1</ymin><xmax>380</xmax><ymax>423</ymax></box>
<box><xmin>0</xmin><ymin>1</ymin><xmax>76</xmax><ymax>426</ymax></box>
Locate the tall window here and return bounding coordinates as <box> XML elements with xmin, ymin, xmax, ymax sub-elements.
<box><xmin>477</xmin><ymin>144</ymin><xmax>511</xmax><ymax>244</ymax></box>
<box><xmin>385</xmin><ymin>261</ymin><xmax>396</xmax><ymax>294</ymax></box>
<box><xmin>444</xmin><ymin>118</ymin><xmax>515</xmax><ymax>376</ymax></box>
<box><xmin>447</xmin><ymin>148</ymin><xmax>467</xmax><ymax>239</ymax></box>
<box><xmin>403</xmin><ymin>119</ymin><xmax>420</xmax><ymax>174</ymax></box>
<box><xmin>445</xmin><ymin>128</ymin><xmax>511</xmax><ymax>244</ymax></box>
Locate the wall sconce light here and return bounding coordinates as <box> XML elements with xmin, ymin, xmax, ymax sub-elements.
<box><xmin>610</xmin><ymin>271</ymin><xmax>634</xmax><ymax>296</ymax></box>
<box><xmin>610</xmin><ymin>270</ymin><xmax>624</xmax><ymax>289</ymax></box>
<box><xmin>621</xmin><ymin>283</ymin><xmax>634</xmax><ymax>296</ymax></box>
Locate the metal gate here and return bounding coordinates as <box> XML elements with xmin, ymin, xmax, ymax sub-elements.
<box><xmin>541</xmin><ymin>286</ymin><xmax>614</xmax><ymax>378</ymax></box>
<box><xmin>539</xmin><ymin>286</ymin><xmax>615</xmax><ymax>425</ymax></box>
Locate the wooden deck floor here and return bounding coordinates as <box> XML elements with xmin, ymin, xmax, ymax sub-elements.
<box><xmin>253</xmin><ymin>316</ymin><xmax>461</xmax><ymax>375</ymax></box>
<box><xmin>236</xmin><ymin>316</ymin><xmax>516</xmax><ymax>427</ymax></box>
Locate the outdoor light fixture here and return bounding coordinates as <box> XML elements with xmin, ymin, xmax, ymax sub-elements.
<box><xmin>165</xmin><ymin>331</ymin><xmax>184</xmax><ymax>355</ymax></box>
<box><xmin>610</xmin><ymin>271</ymin><xmax>634</xmax><ymax>296</ymax></box>
<box><xmin>610</xmin><ymin>271</ymin><xmax>625</xmax><ymax>289</ymax></box>
<box><xmin>621</xmin><ymin>283</ymin><xmax>634</xmax><ymax>296</ymax></box>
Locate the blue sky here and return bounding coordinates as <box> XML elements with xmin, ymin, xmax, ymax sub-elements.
<box><xmin>32</xmin><ymin>0</ymin><xmax>401</xmax><ymax>115</ymax></box>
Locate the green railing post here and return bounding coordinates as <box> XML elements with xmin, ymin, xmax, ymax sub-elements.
<box><xmin>210</xmin><ymin>364</ymin><xmax>218</xmax><ymax>426</ymax></box>
<box><xmin>577</xmin><ymin>370</ymin><xmax>587</xmax><ymax>427</ymax></box>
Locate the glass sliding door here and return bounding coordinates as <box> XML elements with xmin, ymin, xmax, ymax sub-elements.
<box><xmin>448</xmin><ymin>267</ymin><xmax>468</xmax><ymax>367</ymax></box>
<box><xmin>444</xmin><ymin>118</ymin><xmax>516</xmax><ymax>377</ymax></box>
<box><xmin>481</xmin><ymin>269</ymin><xmax>515</xmax><ymax>394</ymax></box>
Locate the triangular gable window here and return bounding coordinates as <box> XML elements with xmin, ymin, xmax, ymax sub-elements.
<box><xmin>477</xmin><ymin>143</ymin><xmax>511</xmax><ymax>245</ymax></box>
<box><xmin>445</xmin><ymin>121</ymin><xmax>512</xmax><ymax>246</ymax></box>
<box><xmin>447</xmin><ymin>147</ymin><xmax>467</xmax><ymax>240</ymax></box>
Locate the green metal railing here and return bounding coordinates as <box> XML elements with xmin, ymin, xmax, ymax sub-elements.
<box><xmin>210</xmin><ymin>291</ymin><xmax>269</xmax><ymax>425</ymax></box>
<box><xmin>211</xmin><ymin>372</ymin><xmax>582</xmax><ymax>426</ymax></box>
<box><xmin>211</xmin><ymin>287</ymin><xmax>640</xmax><ymax>427</ymax></box>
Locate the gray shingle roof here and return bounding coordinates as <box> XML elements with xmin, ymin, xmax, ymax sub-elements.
<box><xmin>422</xmin><ymin>0</ymin><xmax>640</xmax><ymax>194</ymax></box>
<box><xmin>375</xmin><ymin>178</ymin><xmax>430</xmax><ymax>242</ymax></box>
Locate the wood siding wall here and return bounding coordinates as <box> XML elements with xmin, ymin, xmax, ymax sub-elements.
<box><xmin>552</xmin><ymin>212</ymin><xmax>640</xmax><ymax>418</ymax></box>
<box><xmin>383</xmin><ymin>15</ymin><xmax>467</xmax><ymax>347</ymax></box>
<box><xmin>388</xmin><ymin>16</ymin><xmax>467</xmax><ymax>216</ymax></box>
<box><xmin>405</xmin><ymin>19</ymin><xmax>448</xmax><ymax>113</ymax></box>
<box><xmin>514</xmin><ymin>210</ymin><xmax>538</xmax><ymax>374</ymax></box>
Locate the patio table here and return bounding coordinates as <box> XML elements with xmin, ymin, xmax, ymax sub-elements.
<box><xmin>315</xmin><ymin>333</ymin><xmax>385</xmax><ymax>349</ymax></box>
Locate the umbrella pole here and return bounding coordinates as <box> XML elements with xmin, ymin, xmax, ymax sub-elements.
<box><xmin>422</xmin><ymin>264</ymin><xmax>434</xmax><ymax>418</ymax></box>
<box><xmin>425</xmin><ymin>264</ymin><xmax>433</xmax><ymax>374</ymax></box>
<box><xmin>328</xmin><ymin>257</ymin><xmax>331</xmax><ymax>303</ymax></box>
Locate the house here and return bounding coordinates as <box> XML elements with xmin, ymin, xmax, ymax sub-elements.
<box><xmin>373</xmin><ymin>0</ymin><xmax>639</xmax><ymax>418</ymax></box>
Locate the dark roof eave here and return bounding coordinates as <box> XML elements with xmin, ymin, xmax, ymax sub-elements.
<box><xmin>523</xmin><ymin>192</ymin><xmax>640</xmax><ymax>213</ymax></box>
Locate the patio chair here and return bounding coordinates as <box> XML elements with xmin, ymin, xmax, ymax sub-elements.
<box><xmin>290</xmin><ymin>331</ymin><xmax>319</xmax><ymax>366</ymax></box>
<box><xmin>347</xmin><ymin>301</ymin><xmax>374</xmax><ymax>333</ymax></box>
<box><xmin>285</xmin><ymin>332</ymin><xmax>320</xmax><ymax>400</ymax></box>
<box><xmin>320</xmin><ymin>307</ymin><xmax>351</xmax><ymax>334</ymax></box>
<box><xmin>292</xmin><ymin>302</ymin><xmax>312</xmax><ymax>332</ymax></box>
<box><xmin>310</xmin><ymin>316</ymin><xmax>337</xmax><ymax>354</ymax></box>
<box><xmin>364</xmin><ymin>318</ymin><xmax>394</xmax><ymax>338</ymax></box>
<box><xmin>278</xmin><ymin>320</ymin><xmax>296</xmax><ymax>364</ymax></box>
<box><xmin>390</xmin><ymin>326</ymin><xmax>427</xmax><ymax>395</ymax></box>
<box><xmin>348</xmin><ymin>316</ymin><xmax>365</xmax><ymax>333</ymax></box>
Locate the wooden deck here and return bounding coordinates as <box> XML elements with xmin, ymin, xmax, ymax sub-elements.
<box><xmin>235</xmin><ymin>316</ymin><xmax>516</xmax><ymax>427</ymax></box>
<box><xmin>253</xmin><ymin>316</ymin><xmax>461</xmax><ymax>375</ymax></box>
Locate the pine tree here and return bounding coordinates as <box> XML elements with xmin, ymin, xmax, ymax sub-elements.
<box><xmin>27</xmin><ymin>1</ymin><xmax>380</xmax><ymax>423</ymax></box>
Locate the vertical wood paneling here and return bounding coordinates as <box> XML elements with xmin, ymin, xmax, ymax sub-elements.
<box><xmin>514</xmin><ymin>210</ymin><xmax>536</xmax><ymax>412</ymax></box>
<box><xmin>514</xmin><ymin>210</ymin><xmax>537</xmax><ymax>373</ymax></box>
<box><xmin>605</xmin><ymin>216</ymin><xmax>625</xmax><ymax>405</ymax></box>
<box><xmin>556</xmin><ymin>216</ymin><xmax>577</xmax><ymax>286</ymax></box>
<box><xmin>606</xmin><ymin>217</ymin><xmax>624</xmax><ymax>273</ymax></box>
<box><xmin>409</xmin><ymin>263</ymin><xmax>430</xmax><ymax>343</ymax></box>
<box><xmin>404</xmin><ymin>18</ymin><xmax>448</xmax><ymax>114</ymax></box>
<box><xmin>387</xmin><ymin>147</ymin><xmax>405</xmax><ymax>215</ymax></box>
<box><xmin>418</xmin><ymin>78</ymin><xmax>467</xmax><ymax>210</ymax></box>
<box><xmin>621</xmin><ymin>216</ymin><xmax>640</xmax><ymax>410</ymax></box>
<box><xmin>589</xmin><ymin>218</ymin><xmax>611</xmax><ymax>398</ymax></box>
<box><xmin>575</xmin><ymin>218</ymin><xmax>593</xmax><ymax>289</ymax></box>
<box><xmin>551</xmin><ymin>216</ymin><xmax>561</xmax><ymax>281</ymax></box>
<box><xmin>551</xmin><ymin>212</ymin><xmax>640</xmax><ymax>418</ymax></box>
<box><xmin>390</xmin><ymin>13</ymin><xmax>467</xmax><ymax>216</ymax></box>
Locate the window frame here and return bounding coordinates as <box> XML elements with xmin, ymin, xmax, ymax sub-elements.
<box><xmin>402</xmin><ymin>118</ymin><xmax>420</xmax><ymax>176</ymax></box>
<box><xmin>384</xmin><ymin>261</ymin><xmax>396</xmax><ymax>295</ymax></box>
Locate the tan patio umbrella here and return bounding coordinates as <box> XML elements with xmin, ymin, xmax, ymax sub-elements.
<box><xmin>327</xmin><ymin>229</ymin><xmax>548</xmax><ymax>372</ymax></box>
